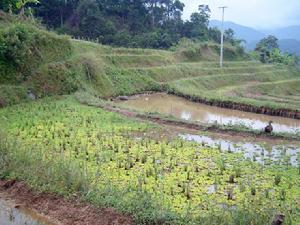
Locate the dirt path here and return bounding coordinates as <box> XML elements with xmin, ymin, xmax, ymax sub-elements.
<box><xmin>0</xmin><ymin>180</ymin><xmax>134</xmax><ymax>225</ymax></box>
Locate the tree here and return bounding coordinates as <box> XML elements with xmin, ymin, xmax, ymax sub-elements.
<box><xmin>255</xmin><ymin>35</ymin><xmax>279</xmax><ymax>52</ymax></box>
<box><xmin>197</xmin><ymin>4</ymin><xmax>210</xmax><ymax>26</ymax></box>
<box><xmin>224</xmin><ymin>28</ymin><xmax>234</xmax><ymax>43</ymax></box>
<box><xmin>172</xmin><ymin>0</ymin><xmax>184</xmax><ymax>20</ymax></box>
<box><xmin>224</xmin><ymin>28</ymin><xmax>244</xmax><ymax>46</ymax></box>
<box><xmin>160</xmin><ymin>0</ymin><xmax>184</xmax><ymax>21</ymax></box>
<box><xmin>255</xmin><ymin>35</ymin><xmax>279</xmax><ymax>63</ymax></box>
<box><xmin>4</xmin><ymin>0</ymin><xmax>243</xmax><ymax>49</ymax></box>
<box><xmin>35</xmin><ymin>0</ymin><xmax>78</xmax><ymax>28</ymax></box>
<box><xmin>254</xmin><ymin>36</ymin><xmax>298</xmax><ymax>66</ymax></box>
<box><xmin>0</xmin><ymin>0</ymin><xmax>16</xmax><ymax>13</ymax></box>
<box><xmin>208</xmin><ymin>27</ymin><xmax>221</xmax><ymax>43</ymax></box>
<box><xmin>183</xmin><ymin>4</ymin><xmax>210</xmax><ymax>40</ymax></box>
<box><xmin>76</xmin><ymin>0</ymin><xmax>116</xmax><ymax>41</ymax></box>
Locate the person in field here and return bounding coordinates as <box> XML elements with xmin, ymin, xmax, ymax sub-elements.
<box><xmin>265</xmin><ymin>121</ymin><xmax>273</xmax><ymax>133</ymax></box>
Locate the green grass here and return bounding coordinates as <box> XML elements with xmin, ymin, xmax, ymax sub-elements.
<box><xmin>1</xmin><ymin>12</ymin><xmax>299</xmax><ymax>113</ymax></box>
<box><xmin>0</xmin><ymin>84</ymin><xmax>29</xmax><ymax>107</ymax></box>
<box><xmin>164</xmin><ymin>66</ymin><xmax>300</xmax><ymax>111</ymax></box>
<box><xmin>141</xmin><ymin>63</ymin><xmax>277</xmax><ymax>82</ymax></box>
<box><xmin>0</xmin><ymin>97</ymin><xmax>299</xmax><ymax>225</ymax></box>
<box><xmin>70</xmin><ymin>39</ymin><xmax>300</xmax><ymax>111</ymax></box>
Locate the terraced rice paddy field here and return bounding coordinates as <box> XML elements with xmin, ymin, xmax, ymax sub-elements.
<box><xmin>2</xmin><ymin>13</ymin><xmax>300</xmax><ymax>225</ymax></box>
<box><xmin>1</xmin><ymin>97</ymin><xmax>300</xmax><ymax>225</ymax></box>
<box><xmin>72</xmin><ymin>40</ymin><xmax>300</xmax><ymax>113</ymax></box>
<box><xmin>1</xmin><ymin>37</ymin><xmax>300</xmax><ymax>224</ymax></box>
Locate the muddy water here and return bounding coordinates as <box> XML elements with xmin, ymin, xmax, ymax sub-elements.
<box><xmin>180</xmin><ymin>134</ymin><xmax>300</xmax><ymax>167</ymax></box>
<box><xmin>118</xmin><ymin>93</ymin><xmax>300</xmax><ymax>133</ymax></box>
<box><xmin>0</xmin><ymin>197</ymin><xmax>56</xmax><ymax>225</ymax></box>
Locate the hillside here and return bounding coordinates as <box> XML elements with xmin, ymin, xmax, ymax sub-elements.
<box><xmin>1</xmin><ymin>13</ymin><xmax>300</xmax><ymax>115</ymax></box>
<box><xmin>73</xmin><ymin>40</ymin><xmax>300</xmax><ymax>111</ymax></box>
<box><xmin>210</xmin><ymin>20</ymin><xmax>300</xmax><ymax>43</ymax></box>
<box><xmin>279</xmin><ymin>39</ymin><xmax>300</xmax><ymax>57</ymax></box>
<box><xmin>0</xmin><ymin>13</ymin><xmax>245</xmax><ymax>105</ymax></box>
<box><xmin>269</xmin><ymin>25</ymin><xmax>300</xmax><ymax>41</ymax></box>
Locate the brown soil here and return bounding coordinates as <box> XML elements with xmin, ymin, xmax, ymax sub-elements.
<box><xmin>0</xmin><ymin>180</ymin><xmax>134</xmax><ymax>225</ymax></box>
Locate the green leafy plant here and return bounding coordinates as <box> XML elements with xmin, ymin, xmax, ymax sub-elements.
<box><xmin>15</xmin><ymin>0</ymin><xmax>39</xmax><ymax>15</ymax></box>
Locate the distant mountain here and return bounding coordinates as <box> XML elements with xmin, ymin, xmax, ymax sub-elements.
<box><xmin>265</xmin><ymin>26</ymin><xmax>300</xmax><ymax>41</ymax></box>
<box><xmin>209</xmin><ymin>20</ymin><xmax>265</xmax><ymax>43</ymax></box>
<box><xmin>279</xmin><ymin>39</ymin><xmax>300</xmax><ymax>57</ymax></box>
<box><xmin>245</xmin><ymin>39</ymin><xmax>300</xmax><ymax>57</ymax></box>
<box><xmin>210</xmin><ymin>20</ymin><xmax>300</xmax><ymax>57</ymax></box>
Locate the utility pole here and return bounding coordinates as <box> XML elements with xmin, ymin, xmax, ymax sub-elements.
<box><xmin>219</xmin><ymin>6</ymin><xmax>227</xmax><ymax>68</ymax></box>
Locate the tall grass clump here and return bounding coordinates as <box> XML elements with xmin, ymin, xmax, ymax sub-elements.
<box><xmin>0</xmin><ymin>85</ymin><xmax>29</xmax><ymax>107</ymax></box>
<box><xmin>0</xmin><ymin>131</ymin><xmax>89</xmax><ymax>194</ymax></box>
<box><xmin>78</xmin><ymin>53</ymin><xmax>115</xmax><ymax>97</ymax></box>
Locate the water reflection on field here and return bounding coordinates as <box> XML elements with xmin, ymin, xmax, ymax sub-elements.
<box><xmin>0</xmin><ymin>197</ymin><xmax>55</xmax><ymax>225</ymax></box>
<box><xmin>180</xmin><ymin>134</ymin><xmax>300</xmax><ymax>167</ymax></box>
<box><xmin>118</xmin><ymin>93</ymin><xmax>300</xmax><ymax>133</ymax></box>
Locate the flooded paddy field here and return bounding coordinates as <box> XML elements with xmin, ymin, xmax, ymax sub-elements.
<box><xmin>180</xmin><ymin>134</ymin><xmax>300</xmax><ymax>167</ymax></box>
<box><xmin>119</xmin><ymin>92</ymin><xmax>300</xmax><ymax>166</ymax></box>
<box><xmin>117</xmin><ymin>93</ymin><xmax>300</xmax><ymax>133</ymax></box>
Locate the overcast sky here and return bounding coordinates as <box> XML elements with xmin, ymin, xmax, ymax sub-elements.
<box><xmin>181</xmin><ymin>0</ymin><xmax>300</xmax><ymax>29</ymax></box>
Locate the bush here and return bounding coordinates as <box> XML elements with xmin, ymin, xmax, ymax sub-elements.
<box><xmin>173</xmin><ymin>38</ymin><xmax>246</xmax><ymax>62</ymax></box>
<box><xmin>0</xmin><ymin>22</ymin><xmax>72</xmax><ymax>82</ymax></box>
<box><xmin>269</xmin><ymin>48</ymin><xmax>298</xmax><ymax>66</ymax></box>
<box><xmin>173</xmin><ymin>39</ymin><xmax>207</xmax><ymax>61</ymax></box>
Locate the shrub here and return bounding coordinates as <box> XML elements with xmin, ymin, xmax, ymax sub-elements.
<box><xmin>173</xmin><ymin>38</ymin><xmax>245</xmax><ymax>62</ymax></box>
<box><xmin>0</xmin><ymin>22</ymin><xmax>72</xmax><ymax>82</ymax></box>
<box><xmin>173</xmin><ymin>38</ymin><xmax>204</xmax><ymax>61</ymax></box>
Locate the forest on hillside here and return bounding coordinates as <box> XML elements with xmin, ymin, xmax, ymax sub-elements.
<box><xmin>0</xmin><ymin>0</ymin><xmax>241</xmax><ymax>48</ymax></box>
<box><xmin>0</xmin><ymin>0</ymin><xmax>298</xmax><ymax>65</ymax></box>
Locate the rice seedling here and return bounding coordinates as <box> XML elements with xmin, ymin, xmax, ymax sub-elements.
<box><xmin>0</xmin><ymin>97</ymin><xmax>299</xmax><ymax>224</ymax></box>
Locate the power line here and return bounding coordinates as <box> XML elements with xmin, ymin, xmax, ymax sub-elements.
<box><xmin>219</xmin><ymin>6</ymin><xmax>227</xmax><ymax>68</ymax></box>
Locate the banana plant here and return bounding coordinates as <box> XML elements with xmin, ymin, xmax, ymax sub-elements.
<box><xmin>16</xmin><ymin>0</ymin><xmax>39</xmax><ymax>15</ymax></box>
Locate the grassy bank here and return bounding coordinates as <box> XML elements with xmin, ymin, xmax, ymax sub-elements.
<box><xmin>70</xmin><ymin>39</ymin><xmax>300</xmax><ymax>114</ymax></box>
<box><xmin>0</xmin><ymin>97</ymin><xmax>300</xmax><ymax>224</ymax></box>
<box><xmin>1</xmin><ymin>12</ymin><xmax>300</xmax><ymax>116</ymax></box>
